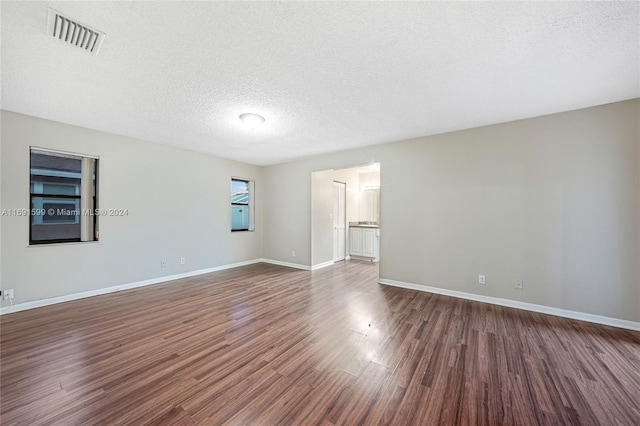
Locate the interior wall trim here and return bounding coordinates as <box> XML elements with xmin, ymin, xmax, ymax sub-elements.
<box><xmin>378</xmin><ymin>278</ymin><xmax>640</xmax><ymax>332</ymax></box>
<box><xmin>311</xmin><ymin>260</ymin><xmax>335</xmax><ymax>270</ymax></box>
<box><xmin>259</xmin><ymin>258</ymin><xmax>311</xmax><ymax>271</ymax></box>
<box><xmin>0</xmin><ymin>259</ymin><xmax>263</xmax><ymax>315</ymax></box>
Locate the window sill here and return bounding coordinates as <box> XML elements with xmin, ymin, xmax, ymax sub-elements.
<box><xmin>28</xmin><ymin>241</ymin><xmax>99</xmax><ymax>248</ymax></box>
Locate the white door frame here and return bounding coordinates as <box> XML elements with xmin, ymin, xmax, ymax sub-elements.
<box><xmin>333</xmin><ymin>181</ymin><xmax>346</xmax><ymax>262</ymax></box>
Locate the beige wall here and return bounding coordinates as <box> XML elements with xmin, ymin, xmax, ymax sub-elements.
<box><xmin>263</xmin><ymin>149</ymin><xmax>380</xmax><ymax>267</ymax></box>
<box><xmin>262</xmin><ymin>161</ymin><xmax>313</xmax><ymax>266</ymax></box>
<box><xmin>0</xmin><ymin>111</ymin><xmax>263</xmax><ymax>306</ymax></box>
<box><xmin>2</xmin><ymin>100</ymin><xmax>638</xmax><ymax>323</ymax></box>
<box><xmin>311</xmin><ymin>169</ymin><xmax>334</xmax><ymax>266</ymax></box>
<box><xmin>264</xmin><ymin>100</ymin><xmax>640</xmax><ymax>322</ymax></box>
<box><xmin>311</xmin><ymin>167</ymin><xmax>363</xmax><ymax>265</ymax></box>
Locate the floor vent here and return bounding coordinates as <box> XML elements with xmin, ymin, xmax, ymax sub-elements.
<box><xmin>47</xmin><ymin>8</ymin><xmax>105</xmax><ymax>55</ymax></box>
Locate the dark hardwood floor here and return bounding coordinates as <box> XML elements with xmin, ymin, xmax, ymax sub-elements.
<box><xmin>1</xmin><ymin>261</ymin><xmax>639</xmax><ymax>425</ymax></box>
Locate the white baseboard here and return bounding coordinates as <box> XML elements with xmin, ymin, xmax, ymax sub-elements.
<box><xmin>10</xmin><ymin>262</ymin><xmax>635</xmax><ymax>331</ymax></box>
<box><xmin>378</xmin><ymin>278</ymin><xmax>640</xmax><ymax>332</ymax></box>
<box><xmin>259</xmin><ymin>258</ymin><xmax>311</xmax><ymax>271</ymax></box>
<box><xmin>311</xmin><ymin>260</ymin><xmax>335</xmax><ymax>270</ymax></box>
<box><xmin>258</xmin><ymin>258</ymin><xmax>333</xmax><ymax>271</ymax></box>
<box><xmin>349</xmin><ymin>255</ymin><xmax>378</xmax><ymax>263</ymax></box>
<box><xmin>0</xmin><ymin>259</ymin><xmax>263</xmax><ymax>315</ymax></box>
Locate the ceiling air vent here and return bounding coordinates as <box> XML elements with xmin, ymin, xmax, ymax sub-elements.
<box><xmin>47</xmin><ymin>8</ymin><xmax>105</xmax><ymax>55</ymax></box>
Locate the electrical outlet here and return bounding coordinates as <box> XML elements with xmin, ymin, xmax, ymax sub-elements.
<box><xmin>180</xmin><ymin>257</ymin><xmax>186</xmax><ymax>265</ymax></box>
<box><xmin>160</xmin><ymin>260</ymin><xmax>167</xmax><ymax>268</ymax></box>
<box><xmin>4</xmin><ymin>289</ymin><xmax>14</xmax><ymax>300</ymax></box>
<box><xmin>515</xmin><ymin>280</ymin><xmax>523</xmax><ymax>289</ymax></box>
<box><xmin>292</xmin><ymin>250</ymin><xmax>296</xmax><ymax>257</ymax></box>
<box><xmin>478</xmin><ymin>275</ymin><xmax>486</xmax><ymax>285</ymax></box>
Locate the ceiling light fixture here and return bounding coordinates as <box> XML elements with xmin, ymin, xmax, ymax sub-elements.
<box><xmin>239</xmin><ymin>113</ymin><xmax>265</xmax><ymax>131</ymax></box>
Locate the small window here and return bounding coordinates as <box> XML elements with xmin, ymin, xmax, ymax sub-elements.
<box><xmin>30</xmin><ymin>149</ymin><xmax>99</xmax><ymax>245</ymax></box>
<box><xmin>231</xmin><ymin>178</ymin><xmax>254</xmax><ymax>232</ymax></box>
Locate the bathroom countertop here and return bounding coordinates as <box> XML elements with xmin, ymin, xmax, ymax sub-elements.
<box><xmin>349</xmin><ymin>222</ymin><xmax>380</xmax><ymax>228</ymax></box>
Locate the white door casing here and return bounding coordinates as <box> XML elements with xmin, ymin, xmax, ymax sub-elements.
<box><xmin>333</xmin><ymin>181</ymin><xmax>346</xmax><ymax>262</ymax></box>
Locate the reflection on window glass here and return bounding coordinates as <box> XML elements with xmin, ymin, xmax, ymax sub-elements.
<box><xmin>30</xmin><ymin>149</ymin><xmax>99</xmax><ymax>244</ymax></box>
<box><xmin>231</xmin><ymin>178</ymin><xmax>254</xmax><ymax>231</ymax></box>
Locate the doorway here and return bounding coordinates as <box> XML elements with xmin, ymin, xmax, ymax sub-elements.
<box><xmin>333</xmin><ymin>181</ymin><xmax>346</xmax><ymax>262</ymax></box>
<box><xmin>310</xmin><ymin>163</ymin><xmax>381</xmax><ymax>270</ymax></box>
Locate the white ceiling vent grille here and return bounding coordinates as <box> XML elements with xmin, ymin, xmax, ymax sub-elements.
<box><xmin>47</xmin><ymin>8</ymin><xmax>105</xmax><ymax>55</ymax></box>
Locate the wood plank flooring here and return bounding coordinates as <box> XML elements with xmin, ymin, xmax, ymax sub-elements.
<box><xmin>1</xmin><ymin>261</ymin><xmax>639</xmax><ymax>425</ymax></box>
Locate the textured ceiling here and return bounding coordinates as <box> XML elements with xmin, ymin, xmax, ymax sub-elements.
<box><xmin>2</xmin><ymin>1</ymin><xmax>639</xmax><ymax>166</ymax></box>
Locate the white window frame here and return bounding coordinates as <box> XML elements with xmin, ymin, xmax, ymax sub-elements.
<box><xmin>231</xmin><ymin>177</ymin><xmax>255</xmax><ymax>232</ymax></box>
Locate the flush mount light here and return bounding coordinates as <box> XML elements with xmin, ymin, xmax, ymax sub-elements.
<box><xmin>239</xmin><ymin>113</ymin><xmax>265</xmax><ymax>130</ymax></box>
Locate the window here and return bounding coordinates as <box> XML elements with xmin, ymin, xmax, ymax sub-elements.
<box><xmin>231</xmin><ymin>178</ymin><xmax>254</xmax><ymax>231</ymax></box>
<box><xmin>30</xmin><ymin>149</ymin><xmax>99</xmax><ymax>244</ymax></box>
